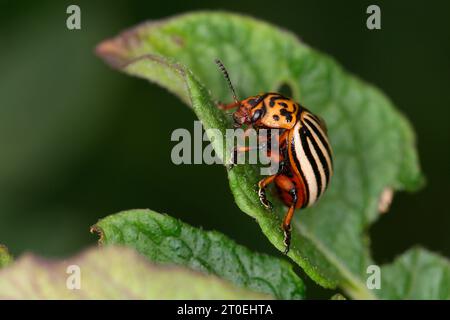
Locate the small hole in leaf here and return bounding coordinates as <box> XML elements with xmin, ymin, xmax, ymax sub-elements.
<box><xmin>277</xmin><ymin>82</ymin><xmax>293</xmax><ymax>98</ymax></box>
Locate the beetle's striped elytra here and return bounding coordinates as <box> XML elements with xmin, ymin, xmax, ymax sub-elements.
<box><xmin>215</xmin><ymin>59</ymin><xmax>333</xmax><ymax>254</ymax></box>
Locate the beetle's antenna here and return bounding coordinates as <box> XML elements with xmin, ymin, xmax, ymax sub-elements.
<box><xmin>215</xmin><ymin>59</ymin><xmax>239</xmax><ymax>104</ymax></box>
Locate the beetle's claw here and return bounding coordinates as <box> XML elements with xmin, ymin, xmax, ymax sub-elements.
<box><xmin>283</xmin><ymin>229</ymin><xmax>291</xmax><ymax>255</ymax></box>
<box><xmin>258</xmin><ymin>188</ymin><xmax>273</xmax><ymax>210</ymax></box>
<box><xmin>263</xmin><ymin>199</ymin><xmax>273</xmax><ymax>210</ymax></box>
<box><xmin>226</xmin><ymin>148</ymin><xmax>238</xmax><ymax>169</ymax></box>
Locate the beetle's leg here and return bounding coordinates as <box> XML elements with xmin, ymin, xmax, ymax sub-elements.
<box><xmin>262</xmin><ymin>129</ymin><xmax>288</xmax><ymax>163</ymax></box>
<box><xmin>228</xmin><ymin>145</ymin><xmax>259</xmax><ymax>169</ymax></box>
<box><xmin>282</xmin><ymin>189</ymin><xmax>297</xmax><ymax>254</ymax></box>
<box><xmin>230</xmin><ymin>143</ymin><xmax>266</xmax><ymax>168</ymax></box>
<box><xmin>231</xmin><ymin>133</ymin><xmax>284</xmax><ymax>168</ymax></box>
<box><xmin>257</xmin><ymin>133</ymin><xmax>290</xmax><ymax>208</ymax></box>
<box><xmin>274</xmin><ymin>174</ymin><xmax>298</xmax><ymax>254</ymax></box>
<box><xmin>228</xmin><ymin>127</ymin><xmax>260</xmax><ymax>168</ymax></box>
<box><xmin>278</xmin><ymin>129</ymin><xmax>290</xmax><ymax>146</ymax></box>
<box><xmin>264</xmin><ymin>129</ymin><xmax>289</xmax><ymax>148</ymax></box>
<box><xmin>230</xmin><ymin>145</ymin><xmax>250</xmax><ymax>164</ymax></box>
<box><xmin>257</xmin><ymin>175</ymin><xmax>277</xmax><ymax>209</ymax></box>
<box><xmin>257</xmin><ymin>128</ymin><xmax>286</xmax><ymax>148</ymax></box>
<box><xmin>263</xmin><ymin>132</ymin><xmax>289</xmax><ymax>176</ymax></box>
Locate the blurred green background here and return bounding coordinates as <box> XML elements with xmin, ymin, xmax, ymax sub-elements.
<box><xmin>1</xmin><ymin>0</ymin><xmax>449</xmax><ymax>296</ymax></box>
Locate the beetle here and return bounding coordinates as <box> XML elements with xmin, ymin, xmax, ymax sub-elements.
<box><xmin>215</xmin><ymin>59</ymin><xmax>333</xmax><ymax>254</ymax></box>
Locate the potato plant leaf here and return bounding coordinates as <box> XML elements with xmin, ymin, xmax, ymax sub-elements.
<box><xmin>92</xmin><ymin>209</ymin><xmax>305</xmax><ymax>300</ymax></box>
<box><xmin>96</xmin><ymin>12</ymin><xmax>432</xmax><ymax>298</ymax></box>
<box><xmin>0</xmin><ymin>246</ymin><xmax>270</xmax><ymax>299</ymax></box>
<box><xmin>379</xmin><ymin>247</ymin><xmax>450</xmax><ymax>299</ymax></box>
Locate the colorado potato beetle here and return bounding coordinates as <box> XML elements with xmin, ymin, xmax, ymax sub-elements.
<box><xmin>215</xmin><ymin>59</ymin><xmax>333</xmax><ymax>254</ymax></box>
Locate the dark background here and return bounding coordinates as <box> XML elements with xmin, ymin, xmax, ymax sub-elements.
<box><xmin>0</xmin><ymin>0</ymin><xmax>449</xmax><ymax>298</ymax></box>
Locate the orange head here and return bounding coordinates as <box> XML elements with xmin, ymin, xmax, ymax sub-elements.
<box><xmin>231</xmin><ymin>94</ymin><xmax>264</xmax><ymax>127</ymax></box>
<box><xmin>215</xmin><ymin>59</ymin><xmax>299</xmax><ymax>129</ymax></box>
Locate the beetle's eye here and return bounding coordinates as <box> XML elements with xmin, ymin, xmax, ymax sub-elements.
<box><xmin>251</xmin><ymin>109</ymin><xmax>263</xmax><ymax>123</ymax></box>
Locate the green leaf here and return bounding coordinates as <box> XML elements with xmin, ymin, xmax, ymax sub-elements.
<box><xmin>0</xmin><ymin>244</ymin><xmax>13</xmax><ymax>268</ymax></box>
<box><xmin>92</xmin><ymin>209</ymin><xmax>305</xmax><ymax>300</ymax></box>
<box><xmin>0</xmin><ymin>246</ymin><xmax>270</xmax><ymax>299</ymax></box>
<box><xmin>379</xmin><ymin>247</ymin><xmax>450</xmax><ymax>300</ymax></box>
<box><xmin>96</xmin><ymin>12</ymin><xmax>426</xmax><ymax>298</ymax></box>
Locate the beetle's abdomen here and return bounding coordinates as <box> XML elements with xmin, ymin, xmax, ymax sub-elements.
<box><xmin>289</xmin><ymin>111</ymin><xmax>333</xmax><ymax>208</ymax></box>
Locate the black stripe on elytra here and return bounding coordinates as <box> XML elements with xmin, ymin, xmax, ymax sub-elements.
<box><xmin>290</xmin><ymin>137</ymin><xmax>310</xmax><ymax>207</ymax></box>
<box><xmin>307</xmin><ymin>113</ymin><xmax>328</xmax><ymax>133</ymax></box>
<box><xmin>303</xmin><ymin>120</ymin><xmax>331</xmax><ymax>186</ymax></box>
<box><xmin>296</xmin><ymin>104</ymin><xmax>305</xmax><ymax>117</ymax></box>
<box><xmin>279</xmin><ymin>102</ymin><xmax>288</xmax><ymax>108</ymax></box>
<box><xmin>303</xmin><ymin>117</ymin><xmax>333</xmax><ymax>165</ymax></box>
<box><xmin>300</xmin><ymin>126</ymin><xmax>323</xmax><ymax>199</ymax></box>
<box><xmin>303</xmin><ymin>116</ymin><xmax>332</xmax><ymax>162</ymax></box>
<box><xmin>308</xmin><ymin>112</ymin><xmax>322</xmax><ymax>124</ymax></box>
